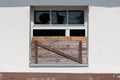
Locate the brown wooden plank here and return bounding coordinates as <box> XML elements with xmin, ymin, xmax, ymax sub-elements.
<box><xmin>37</xmin><ymin>43</ymin><xmax>81</xmax><ymax>63</ymax></box>
<box><xmin>32</xmin><ymin>37</ymin><xmax>87</xmax><ymax>41</ymax></box>
<box><xmin>79</xmin><ymin>41</ymin><xmax>82</xmax><ymax>63</ymax></box>
<box><xmin>34</xmin><ymin>41</ymin><xmax>38</xmax><ymax>64</ymax></box>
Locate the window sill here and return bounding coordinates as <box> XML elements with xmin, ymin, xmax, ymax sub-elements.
<box><xmin>29</xmin><ymin>63</ymin><xmax>88</xmax><ymax>67</ymax></box>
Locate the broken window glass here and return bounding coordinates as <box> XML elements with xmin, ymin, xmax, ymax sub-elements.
<box><xmin>52</xmin><ymin>11</ymin><xmax>67</xmax><ymax>24</ymax></box>
<box><xmin>34</xmin><ymin>11</ymin><xmax>50</xmax><ymax>24</ymax></box>
<box><xmin>68</xmin><ymin>10</ymin><xmax>84</xmax><ymax>24</ymax></box>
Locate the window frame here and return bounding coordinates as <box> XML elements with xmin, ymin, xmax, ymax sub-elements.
<box><xmin>30</xmin><ymin>6</ymin><xmax>88</xmax><ymax>67</ymax></box>
<box><xmin>31</xmin><ymin>8</ymin><xmax>88</xmax><ymax>37</ymax></box>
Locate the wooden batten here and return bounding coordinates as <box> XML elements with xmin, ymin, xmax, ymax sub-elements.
<box><xmin>34</xmin><ymin>41</ymin><xmax>38</xmax><ymax>64</ymax></box>
<box><xmin>32</xmin><ymin>37</ymin><xmax>87</xmax><ymax>41</ymax></box>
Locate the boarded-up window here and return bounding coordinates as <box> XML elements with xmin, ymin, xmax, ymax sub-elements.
<box><xmin>31</xmin><ymin>6</ymin><xmax>88</xmax><ymax>67</ymax></box>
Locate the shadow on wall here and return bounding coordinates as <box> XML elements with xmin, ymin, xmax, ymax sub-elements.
<box><xmin>0</xmin><ymin>0</ymin><xmax>120</xmax><ymax>7</ymax></box>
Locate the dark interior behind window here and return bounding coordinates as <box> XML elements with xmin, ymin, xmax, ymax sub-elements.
<box><xmin>33</xmin><ymin>30</ymin><xmax>65</xmax><ymax>36</ymax></box>
<box><xmin>68</xmin><ymin>10</ymin><xmax>84</xmax><ymax>24</ymax></box>
<box><xmin>52</xmin><ymin>11</ymin><xmax>67</xmax><ymax>24</ymax></box>
<box><xmin>70</xmin><ymin>29</ymin><xmax>85</xmax><ymax>36</ymax></box>
<box><xmin>34</xmin><ymin>11</ymin><xmax>50</xmax><ymax>24</ymax></box>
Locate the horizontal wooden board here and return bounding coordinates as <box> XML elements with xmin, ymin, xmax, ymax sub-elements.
<box><xmin>32</xmin><ymin>37</ymin><xmax>87</xmax><ymax>41</ymax></box>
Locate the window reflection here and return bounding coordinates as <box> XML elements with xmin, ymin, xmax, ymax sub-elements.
<box><xmin>68</xmin><ymin>10</ymin><xmax>84</xmax><ymax>24</ymax></box>
<box><xmin>34</xmin><ymin>10</ymin><xmax>84</xmax><ymax>24</ymax></box>
<box><xmin>34</xmin><ymin>11</ymin><xmax>50</xmax><ymax>24</ymax></box>
<box><xmin>52</xmin><ymin>11</ymin><xmax>67</xmax><ymax>24</ymax></box>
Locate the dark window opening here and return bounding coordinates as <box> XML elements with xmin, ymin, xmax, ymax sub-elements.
<box><xmin>70</xmin><ymin>30</ymin><xmax>85</xmax><ymax>36</ymax></box>
<box><xmin>33</xmin><ymin>30</ymin><xmax>65</xmax><ymax>36</ymax></box>
<box><xmin>34</xmin><ymin>11</ymin><xmax>50</xmax><ymax>24</ymax></box>
<box><xmin>34</xmin><ymin>10</ymin><xmax>84</xmax><ymax>24</ymax></box>
<box><xmin>52</xmin><ymin>11</ymin><xmax>67</xmax><ymax>24</ymax></box>
<box><xmin>68</xmin><ymin>10</ymin><xmax>84</xmax><ymax>24</ymax></box>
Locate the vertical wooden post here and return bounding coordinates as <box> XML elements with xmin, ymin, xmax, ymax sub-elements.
<box><xmin>79</xmin><ymin>41</ymin><xmax>82</xmax><ymax>63</ymax></box>
<box><xmin>34</xmin><ymin>41</ymin><xmax>38</xmax><ymax>64</ymax></box>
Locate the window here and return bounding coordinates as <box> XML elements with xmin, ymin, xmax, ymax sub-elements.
<box><xmin>30</xmin><ymin>6</ymin><xmax>88</xmax><ymax>67</ymax></box>
<box><xmin>34</xmin><ymin>10</ymin><xmax>84</xmax><ymax>25</ymax></box>
<box><xmin>34</xmin><ymin>11</ymin><xmax>50</xmax><ymax>24</ymax></box>
<box><xmin>68</xmin><ymin>10</ymin><xmax>84</xmax><ymax>24</ymax></box>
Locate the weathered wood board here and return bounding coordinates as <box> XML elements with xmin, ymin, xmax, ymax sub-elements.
<box><xmin>31</xmin><ymin>37</ymin><xmax>87</xmax><ymax>64</ymax></box>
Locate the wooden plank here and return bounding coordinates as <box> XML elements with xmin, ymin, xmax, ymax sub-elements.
<box><xmin>37</xmin><ymin>43</ymin><xmax>81</xmax><ymax>63</ymax></box>
<box><xmin>79</xmin><ymin>41</ymin><xmax>82</xmax><ymax>63</ymax></box>
<box><xmin>34</xmin><ymin>41</ymin><xmax>38</xmax><ymax>64</ymax></box>
<box><xmin>32</xmin><ymin>37</ymin><xmax>87</xmax><ymax>41</ymax></box>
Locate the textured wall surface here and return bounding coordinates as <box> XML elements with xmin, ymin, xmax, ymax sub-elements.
<box><xmin>0</xmin><ymin>0</ymin><xmax>120</xmax><ymax>73</ymax></box>
<box><xmin>0</xmin><ymin>73</ymin><xmax>120</xmax><ymax>80</ymax></box>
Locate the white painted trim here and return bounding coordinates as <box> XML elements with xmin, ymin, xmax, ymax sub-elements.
<box><xmin>50</xmin><ymin>9</ymin><xmax>52</xmax><ymax>25</ymax></box>
<box><xmin>33</xmin><ymin>26</ymin><xmax>86</xmax><ymax>29</ymax></box>
<box><xmin>84</xmin><ymin>7</ymin><xmax>88</xmax><ymax>37</ymax></box>
<box><xmin>30</xmin><ymin>8</ymin><xmax>34</xmax><ymax>38</ymax></box>
<box><xmin>30</xmin><ymin>64</ymin><xmax>88</xmax><ymax>67</ymax></box>
<box><xmin>32</xmin><ymin>6</ymin><xmax>88</xmax><ymax>11</ymax></box>
<box><xmin>66</xmin><ymin>29</ymin><xmax>70</xmax><ymax>36</ymax></box>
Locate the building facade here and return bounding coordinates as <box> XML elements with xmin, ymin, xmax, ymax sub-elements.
<box><xmin>0</xmin><ymin>0</ymin><xmax>120</xmax><ymax>73</ymax></box>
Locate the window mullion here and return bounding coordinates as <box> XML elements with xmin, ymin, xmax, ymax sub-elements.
<box><xmin>50</xmin><ymin>10</ymin><xmax>52</xmax><ymax>25</ymax></box>
<box><xmin>67</xmin><ymin>10</ymin><xmax>68</xmax><ymax>25</ymax></box>
<box><xmin>66</xmin><ymin>29</ymin><xmax>70</xmax><ymax>36</ymax></box>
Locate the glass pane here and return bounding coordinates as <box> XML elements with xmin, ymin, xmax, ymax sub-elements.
<box><xmin>33</xmin><ymin>29</ymin><xmax>65</xmax><ymax>36</ymax></box>
<box><xmin>70</xmin><ymin>29</ymin><xmax>85</xmax><ymax>36</ymax></box>
<box><xmin>52</xmin><ymin>11</ymin><xmax>67</xmax><ymax>24</ymax></box>
<box><xmin>68</xmin><ymin>10</ymin><xmax>84</xmax><ymax>24</ymax></box>
<box><xmin>34</xmin><ymin>11</ymin><xmax>50</xmax><ymax>24</ymax></box>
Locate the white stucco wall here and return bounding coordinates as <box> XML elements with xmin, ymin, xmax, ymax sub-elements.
<box><xmin>0</xmin><ymin>0</ymin><xmax>120</xmax><ymax>73</ymax></box>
